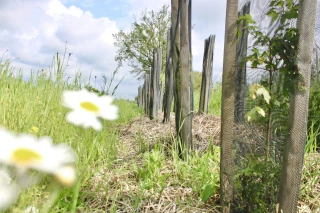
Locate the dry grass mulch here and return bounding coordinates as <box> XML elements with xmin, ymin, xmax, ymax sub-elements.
<box><xmin>117</xmin><ymin>112</ymin><xmax>221</xmax><ymax>159</ymax></box>
<box><xmin>85</xmin><ymin>112</ymin><xmax>221</xmax><ymax>213</ymax></box>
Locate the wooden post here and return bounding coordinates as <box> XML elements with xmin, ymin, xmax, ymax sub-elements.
<box><xmin>163</xmin><ymin>29</ymin><xmax>174</xmax><ymax>123</ymax></box>
<box><xmin>150</xmin><ymin>49</ymin><xmax>158</xmax><ymax>119</ymax></box>
<box><xmin>179</xmin><ymin>0</ymin><xmax>192</xmax><ymax>158</ymax></box>
<box><xmin>149</xmin><ymin>48</ymin><xmax>162</xmax><ymax>120</ymax></box>
<box><xmin>188</xmin><ymin>0</ymin><xmax>194</xmax><ymax>134</ymax></box>
<box><xmin>138</xmin><ymin>86</ymin><xmax>142</xmax><ymax>107</ymax></box>
<box><xmin>157</xmin><ymin>48</ymin><xmax>162</xmax><ymax>117</ymax></box>
<box><xmin>141</xmin><ymin>85</ymin><xmax>145</xmax><ymax>110</ymax></box>
<box><xmin>143</xmin><ymin>78</ymin><xmax>147</xmax><ymax>113</ymax></box>
<box><xmin>199</xmin><ymin>35</ymin><xmax>215</xmax><ymax>113</ymax></box>
<box><xmin>171</xmin><ymin>0</ymin><xmax>181</xmax><ymax>136</ymax></box>
<box><xmin>137</xmin><ymin>86</ymin><xmax>139</xmax><ymax>106</ymax></box>
<box><xmin>144</xmin><ymin>73</ymin><xmax>150</xmax><ymax>115</ymax></box>
<box><xmin>143</xmin><ymin>82</ymin><xmax>146</xmax><ymax>111</ymax></box>
<box><xmin>159</xmin><ymin>82</ymin><xmax>163</xmax><ymax>112</ymax></box>
<box><xmin>235</xmin><ymin>3</ymin><xmax>250</xmax><ymax>122</ymax></box>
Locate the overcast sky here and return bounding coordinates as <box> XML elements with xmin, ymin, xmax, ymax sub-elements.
<box><xmin>0</xmin><ymin>0</ymin><xmax>227</xmax><ymax>100</ymax></box>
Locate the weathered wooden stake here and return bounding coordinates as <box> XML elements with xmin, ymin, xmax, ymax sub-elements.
<box><xmin>235</xmin><ymin>3</ymin><xmax>250</xmax><ymax>122</ymax></box>
<box><xmin>188</xmin><ymin>0</ymin><xmax>194</xmax><ymax>133</ymax></box>
<box><xmin>171</xmin><ymin>0</ymin><xmax>181</xmax><ymax>135</ymax></box>
<box><xmin>138</xmin><ymin>86</ymin><xmax>143</xmax><ymax>108</ymax></box>
<box><xmin>199</xmin><ymin>35</ymin><xmax>215</xmax><ymax>114</ymax></box>
<box><xmin>141</xmin><ymin>85</ymin><xmax>145</xmax><ymax>110</ymax></box>
<box><xmin>163</xmin><ymin>29</ymin><xmax>174</xmax><ymax>123</ymax></box>
<box><xmin>159</xmin><ymin>82</ymin><xmax>163</xmax><ymax>111</ymax></box>
<box><xmin>157</xmin><ymin>48</ymin><xmax>162</xmax><ymax>116</ymax></box>
<box><xmin>144</xmin><ymin>73</ymin><xmax>150</xmax><ymax>115</ymax></box>
<box><xmin>149</xmin><ymin>48</ymin><xmax>162</xmax><ymax>120</ymax></box>
<box><xmin>179</xmin><ymin>0</ymin><xmax>192</xmax><ymax>158</ymax></box>
<box><xmin>150</xmin><ymin>49</ymin><xmax>158</xmax><ymax>119</ymax></box>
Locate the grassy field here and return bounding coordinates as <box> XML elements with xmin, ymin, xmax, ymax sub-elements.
<box><xmin>0</xmin><ymin>60</ymin><xmax>319</xmax><ymax>212</ymax></box>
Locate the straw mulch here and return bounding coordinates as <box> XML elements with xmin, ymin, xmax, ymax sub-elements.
<box><xmin>89</xmin><ymin>163</ymin><xmax>220</xmax><ymax>213</ymax></box>
<box><xmin>117</xmin><ymin>112</ymin><xmax>221</xmax><ymax>159</ymax></box>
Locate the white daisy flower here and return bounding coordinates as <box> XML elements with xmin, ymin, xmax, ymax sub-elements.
<box><xmin>62</xmin><ymin>89</ymin><xmax>118</xmax><ymax>131</ymax></box>
<box><xmin>0</xmin><ymin>183</ymin><xmax>19</xmax><ymax>211</ymax></box>
<box><xmin>0</xmin><ymin>128</ymin><xmax>76</xmax><ymax>174</ymax></box>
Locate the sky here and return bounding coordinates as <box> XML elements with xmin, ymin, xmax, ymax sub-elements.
<box><xmin>0</xmin><ymin>0</ymin><xmax>227</xmax><ymax>100</ymax></box>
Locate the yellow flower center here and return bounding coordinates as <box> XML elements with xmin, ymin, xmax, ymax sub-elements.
<box><xmin>80</xmin><ymin>102</ymin><xmax>99</xmax><ymax>112</ymax></box>
<box><xmin>12</xmin><ymin>148</ymin><xmax>42</xmax><ymax>165</ymax></box>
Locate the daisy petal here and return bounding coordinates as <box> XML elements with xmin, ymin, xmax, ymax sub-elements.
<box><xmin>54</xmin><ymin>165</ymin><xmax>77</xmax><ymax>187</ymax></box>
<box><xmin>66</xmin><ymin>111</ymin><xmax>102</xmax><ymax>131</ymax></box>
<box><xmin>100</xmin><ymin>105</ymin><xmax>119</xmax><ymax>120</ymax></box>
<box><xmin>0</xmin><ymin>184</ymin><xmax>19</xmax><ymax>211</ymax></box>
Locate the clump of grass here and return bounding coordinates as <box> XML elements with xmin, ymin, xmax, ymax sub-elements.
<box><xmin>305</xmin><ymin>121</ymin><xmax>320</xmax><ymax>153</ymax></box>
<box><xmin>300</xmin><ymin>153</ymin><xmax>320</xmax><ymax>211</ymax></box>
<box><xmin>299</xmin><ymin>122</ymin><xmax>320</xmax><ymax>211</ymax></box>
<box><xmin>193</xmin><ymin>82</ymin><xmax>222</xmax><ymax>116</ymax></box>
<box><xmin>208</xmin><ymin>82</ymin><xmax>222</xmax><ymax>116</ymax></box>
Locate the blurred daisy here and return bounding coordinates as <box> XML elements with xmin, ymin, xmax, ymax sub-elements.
<box><xmin>24</xmin><ymin>206</ymin><xmax>39</xmax><ymax>213</ymax></box>
<box><xmin>0</xmin><ymin>183</ymin><xmax>19</xmax><ymax>211</ymax></box>
<box><xmin>0</xmin><ymin>129</ymin><xmax>76</xmax><ymax>174</ymax></box>
<box><xmin>62</xmin><ymin>89</ymin><xmax>118</xmax><ymax>131</ymax></box>
<box><xmin>0</xmin><ymin>168</ymin><xmax>12</xmax><ymax>185</ymax></box>
<box><xmin>54</xmin><ymin>165</ymin><xmax>77</xmax><ymax>187</ymax></box>
<box><xmin>0</xmin><ymin>168</ymin><xmax>19</xmax><ymax>212</ymax></box>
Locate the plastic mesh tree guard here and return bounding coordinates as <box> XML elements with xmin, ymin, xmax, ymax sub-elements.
<box><xmin>220</xmin><ymin>0</ymin><xmax>318</xmax><ymax>212</ymax></box>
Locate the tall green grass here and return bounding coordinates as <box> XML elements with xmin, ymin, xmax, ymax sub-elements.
<box><xmin>193</xmin><ymin>82</ymin><xmax>222</xmax><ymax>116</ymax></box>
<box><xmin>0</xmin><ymin>59</ymin><xmax>143</xmax><ymax>212</ymax></box>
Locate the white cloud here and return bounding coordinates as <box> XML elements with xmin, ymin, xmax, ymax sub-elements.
<box><xmin>126</xmin><ymin>0</ymin><xmax>170</xmax><ymax>17</ymax></box>
<box><xmin>0</xmin><ymin>0</ymin><xmax>129</xmax><ymax>96</ymax></box>
<box><xmin>0</xmin><ymin>0</ymin><xmax>228</xmax><ymax>99</ymax></box>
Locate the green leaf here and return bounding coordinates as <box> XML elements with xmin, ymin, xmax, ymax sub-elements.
<box><xmin>200</xmin><ymin>183</ymin><xmax>215</xmax><ymax>202</ymax></box>
<box><xmin>245</xmin><ymin>108</ymin><xmax>257</xmax><ymax>122</ymax></box>
<box><xmin>256</xmin><ymin>87</ymin><xmax>271</xmax><ymax>104</ymax></box>
<box><xmin>249</xmin><ymin>84</ymin><xmax>271</xmax><ymax>104</ymax></box>
<box><xmin>267</xmin><ymin>9</ymin><xmax>279</xmax><ymax>22</ymax></box>
<box><xmin>286</xmin><ymin>0</ymin><xmax>294</xmax><ymax>8</ymax></box>
<box><xmin>255</xmin><ymin>106</ymin><xmax>266</xmax><ymax>117</ymax></box>
<box><xmin>238</xmin><ymin>14</ymin><xmax>255</xmax><ymax>25</ymax></box>
<box><xmin>245</xmin><ymin>106</ymin><xmax>266</xmax><ymax>122</ymax></box>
